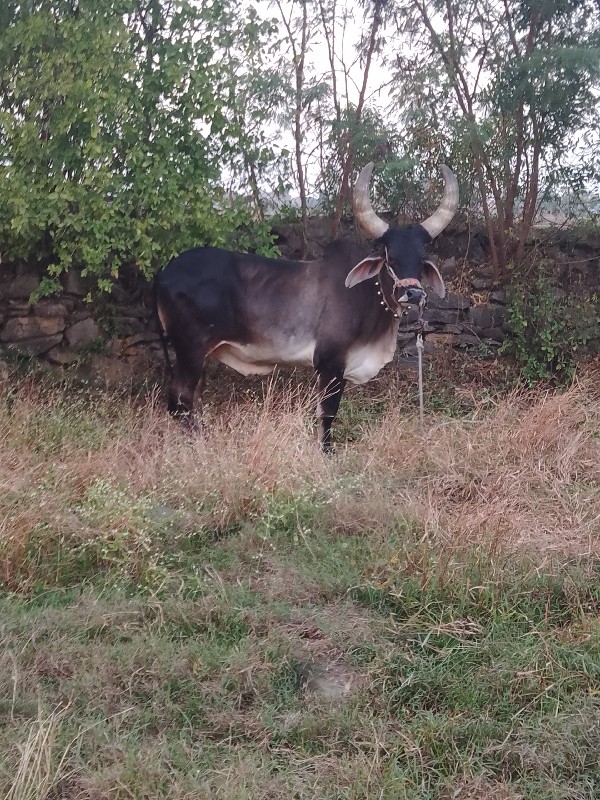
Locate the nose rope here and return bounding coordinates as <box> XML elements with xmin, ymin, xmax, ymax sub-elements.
<box><xmin>385</xmin><ymin>261</ymin><xmax>423</xmax><ymax>293</ymax></box>
<box><xmin>385</xmin><ymin>247</ymin><xmax>424</xmax><ymax>292</ymax></box>
<box><xmin>416</xmin><ymin>294</ymin><xmax>427</xmax><ymax>435</ymax></box>
<box><xmin>376</xmin><ymin>250</ymin><xmax>428</xmax><ymax>433</ymax></box>
<box><xmin>375</xmin><ymin>253</ymin><xmax>427</xmax><ymax>436</ymax></box>
<box><xmin>382</xmin><ymin>247</ymin><xmax>428</xmax><ymax>434</ymax></box>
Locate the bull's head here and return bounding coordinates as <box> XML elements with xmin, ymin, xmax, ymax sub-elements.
<box><xmin>345</xmin><ymin>162</ymin><xmax>459</xmax><ymax>309</ymax></box>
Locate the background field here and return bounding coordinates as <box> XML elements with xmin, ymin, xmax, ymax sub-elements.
<box><xmin>1</xmin><ymin>357</ymin><xmax>600</xmax><ymax>799</ymax></box>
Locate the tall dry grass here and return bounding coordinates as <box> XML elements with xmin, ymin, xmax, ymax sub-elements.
<box><xmin>360</xmin><ymin>382</ymin><xmax>600</xmax><ymax>556</ymax></box>
<box><xmin>1</xmin><ymin>373</ymin><xmax>599</xmax><ymax>592</ymax></box>
<box><xmin>4</xmin><ymin>706</ymin><xmax>72</xmax><ymax>800</ymax></box>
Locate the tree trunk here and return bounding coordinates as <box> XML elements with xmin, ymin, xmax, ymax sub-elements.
<box><xmin>330</xmin><ymin>2</ymin><xmax>382</xmax><ymax>238</ymax></box>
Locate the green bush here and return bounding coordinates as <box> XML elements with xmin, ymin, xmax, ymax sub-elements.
<box><xmin>0</xmin><ymin>0</ymin><xmax>277</xmax><ymax>296</ymax></box>
<box><xmin>502</xmin><ymin>265</ymin><xmax>599</xmax><ymax>384</ymax></box>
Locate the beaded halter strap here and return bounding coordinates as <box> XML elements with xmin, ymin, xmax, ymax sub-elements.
<box><xmin>373</xmin><ymin>248</ymin><xmax>424</xmax><ymax>318</ymax></box>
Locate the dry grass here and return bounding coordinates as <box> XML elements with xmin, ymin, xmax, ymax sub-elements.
<box><xmin>4</xmin><ymin>706</ymin><xmax>72</xmax><ymax>800</ymax></box>
<box><xmin>1</xmin><ymin>365</ymin><xmax>600</xmax><ymax>799</ymax></box>
<box><xmin>1</xmin><ymin>369</ymin><xmax>599</xmax><ymax>593</ymax></box>
<box><xmin>360</xmin><ymin>381</ymin><xmax>600</xmax><ymax>556</ymax></box>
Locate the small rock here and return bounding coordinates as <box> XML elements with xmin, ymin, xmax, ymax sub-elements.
<box><xmin>395</xmin><ymin>353</ymin><xmax>419</xmax><ymax>370</ymax></box>
<box><xmin>401</xmin><ymin>307</ymin><xmax>420</xmax><ymax>324</ymax></box>
<box><xmin>46</xmin><ymin>346</ymin><xmax>79</xmax><ymax>365</ymax></box>
<box><xmin>474</xmin><ymin>264</ymin><xmax>495</xmax><ymax>279</ymax></box>
<box><xmin>124</xmin><ymin>332</ymin><xmax>159</xmax><ymax>347</ymax></box>
<box><xmin>469</xmin><ymin>306</ymin><xmax>506</xmax><ymax>329</ymax></box>
<box><xmin>110</xmin><ymin>284</ymin><xmax>130</xmax><ymax>303</ymax></box>
<box><xmin>122</xmin><ymin>332</ymin><xmax>159</xmax><ymax>357</ymax></box>
<box><xmin>106</xmin><ymin>337</ymin><xmax>125</xmax><ymax>357</ymax></box>
<box><xmin>441</xmin><ymin>256</ymin><xmax>457</xmax><ymax>273</ymax></box>
<box><xmin>424</xmin><ymin>308</ymin><xmax>465</xmax><ymax>325</ymax></box>
<box><xmin>61</xmin><ymin>269</ymin><xmax>85</xmax><ymax>296</ymax></box>
<box><xmin>64</xmin><ymin>318</ymin><xmax>100</xmax><ymax>349</ymax></box>
<box><xmin>34</xmin><ymin>302</ymin><xmax>68</xmax><ymax>319</ymax></box>
<box><xmin>6</xmin><ymin>302</ymin><xmax>32</xmax><ymax>317</ymax></box>
<box><xmin>479</xmin><ymin>327</ymin><xmax>505</xmax><ymax>343</ymax></box>
<box><xmin>115</xmin><ymin>316</ymin><xmax>144</xmax><ymax>337</ymax></box>
<box><xmin>70</xmin><ymin>309</ymin><xmax>95</xmax><ymax>323</ymax></box>
<box><xmin>397</xmin><ymin>332</ymin><xmax>415</xmax><ymax>347</ymax></box>
<box><xmin>1</xmin><ymin>315</ymin><xmax>65</xmax><ymax>341</ymax></box>
<box><xmin>429</xmin><ymin>292</ymin><xmax>470</xmax><ymax>311</ymax></box>
<box><xmin>5</xmin><ymin>334</ymin><xmax>64</xmax><ymax>355</ymax></box>
<box><xmin>7</xmin><ymin>273</ymin><xmax>40</xmax><ymax>300</ymax></box>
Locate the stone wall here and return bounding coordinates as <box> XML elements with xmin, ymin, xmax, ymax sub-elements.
<box><xmin>1</xmin><ymin>224</ymin><xmax>598</xmax><ymax>378</ymax></box>
<box><xmin>0</xmin><ymin>265</ymin><xmax>160</xmax><ymax>383</ymax></box>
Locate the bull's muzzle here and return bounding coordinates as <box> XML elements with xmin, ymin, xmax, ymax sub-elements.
<box><xmin>398</xmin><ymin>286</ymin><xmax>427</xmax><ymax>305</ymax></box>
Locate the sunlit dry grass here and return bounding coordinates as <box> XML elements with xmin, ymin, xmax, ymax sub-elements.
<box><xmin>4</xmin><ymin>706</ymin><xmax>72</xmax><ymax>800</ymax></box>
<box><xmin>361</xmin><ymin>382</ymin><xmax>600</xmax><ymax>556</ymax></box>
<box><xmin>1</xmin><ymin>370</ymin><xmax>599</xmax><ymax>592</ymax></box>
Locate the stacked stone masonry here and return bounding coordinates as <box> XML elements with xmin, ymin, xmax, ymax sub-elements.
<box><xmin>1</xmin><ymin>225</ymin><xmax>598</xmax><ymax>377</ymax></box>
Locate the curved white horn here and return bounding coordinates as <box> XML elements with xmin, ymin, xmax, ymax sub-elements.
<box><xmin>420</xmin><ymin>165</ymin><xmax>459</xmax><ymax>239</ymax></box>
<box><xmin>353</xmin><ymin>162</ymin><xmax>389</xmax><ymax>239</ymax></box>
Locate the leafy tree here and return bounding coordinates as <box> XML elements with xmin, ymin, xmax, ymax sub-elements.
<box><xmin>0</xmin><ymin>0</ymin><xmax>276</xmax><ymax>295</ymax></box>
<box><xmin>326</xmin><ymin>0</ymin><xmax>386</xmax><ymax>236</ymax></box>
<box><xmin>390</xmin><ymin>0</ymin><xmax>600</xmax><ymax>277</ymax></box>
<box><xmin>273</xmin><ymin>0</ymin><xmax>315</xmax><ymax>255</ymax></box>
<box><xmin>208</xmin><ymin>4</ymin><xmax>291</xmax><ymax>221</ymax></box>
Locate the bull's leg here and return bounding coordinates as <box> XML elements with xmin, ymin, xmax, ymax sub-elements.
<box><xmin>167</xmin><ymin>355</ymin><xmax>206</xmax><ymax>431</ymax></box>
<box><xmin>316</xmin><ymin>369</ymin><xmax>346</xmax><ymax>452</ymax></box>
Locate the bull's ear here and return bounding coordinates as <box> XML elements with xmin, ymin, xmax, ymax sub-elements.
<box><xmin>345</xmin><ymin>256</ymin><xmax>385</xmax><ymax>288</ymax></box>
<box><xmin>422</xmin><ymin>259</ymin><xmax>445</xmax><ymax>299</ymax></box>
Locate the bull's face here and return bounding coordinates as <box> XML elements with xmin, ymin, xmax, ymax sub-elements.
<box><xmin>345</xmin><ymin>163</ymin><xmax>458</xmax><ymax>309</ymax></box>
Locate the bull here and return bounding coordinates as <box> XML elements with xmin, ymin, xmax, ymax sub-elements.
<box><xmin>154</xmin><ymin>162</ymin><xmax>459</xmax><ymax>449</ymax></box>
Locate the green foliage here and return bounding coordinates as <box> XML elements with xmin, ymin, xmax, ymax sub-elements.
<box><xmin>0</xmin><ymin>0</ymin><xmax>277</xmax><ymax>293</ymax></box>
<box><xmin>318</xmin><ymin>106</ymin><xmax>404</xmax><ymax>214</ymax></box>
<box><xmin>1</xmin><ymin>0</ymin><xmax>598</xmax><ymax>299</ymax></box>
<box><xmin>501</xmin><ymin>266</ymin><xmax>600</xmax><ymax>384</ymax></box>
<box><xmin>392</xmin><ymin>0</ymin><xmax>600</xmax><ymax>272</ymax></box>
<box><xmin>212</xmin><ymin>6</ymin><xmax>292</xmax><ymax>216</ymax></box>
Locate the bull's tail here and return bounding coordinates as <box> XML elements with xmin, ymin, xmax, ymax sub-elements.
<box><xmin>152</xmin><ymin>276</ymin><xmax>174</xmax><ymax>378</ymax></box>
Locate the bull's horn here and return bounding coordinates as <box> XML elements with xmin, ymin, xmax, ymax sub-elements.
<box><xmin>353</xmin><ymin>162</ymin><xmax>389</xmax><ymax>239</ymax></box>
<box><xmin>420</xmin><ymin>165</ymin><xmax>459</xmax><ymax>239</ymax></box>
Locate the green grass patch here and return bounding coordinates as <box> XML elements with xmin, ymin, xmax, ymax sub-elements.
<box><xmin>1</xmin><ymin>373</ymin><xmax>600</xmax><ymax>798</ymax></box>
<box><xmin>2</xmin><ymin>545</ymin><xmax>600</xmax><ymax>798</ymax></box>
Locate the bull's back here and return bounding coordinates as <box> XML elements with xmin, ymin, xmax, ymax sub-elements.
<box><xmin>156</xmin><ymin>246</ymin><xmax>327</xmax><ymax>336</ymax></box>
<box><xmin>155</xmin><ymin>247</ymin><xmax>249</xmax><ymax>336</ymax></box>
<box><xmin>155</xmin><ymin>247</ymin><xmax>241</xmax><ymax>303</ymax></box>
<box><xmin>153</xmin><ymin>243</ymin><xmax>389</xmax><ymax>378</ymax></box>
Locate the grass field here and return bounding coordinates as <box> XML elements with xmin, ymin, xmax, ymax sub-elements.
<box><xmin>1</xmin><ymin>357</ymin><xmax>600</xmax><ymax>799</ymax></box>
